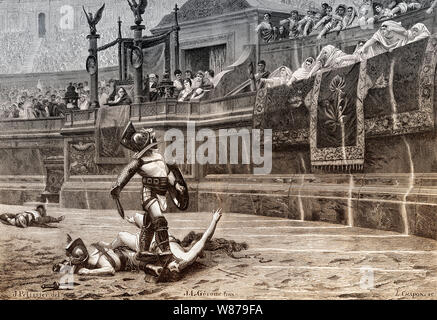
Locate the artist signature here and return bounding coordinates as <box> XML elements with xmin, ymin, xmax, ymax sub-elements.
<box><xmin>395</xmin><ymin>288</ymin><xmax>436</xmax><ymax>298</ymax></box>
<box><xmin>183</xmin><ymin>289</ymin><xmax>236</xmax><ymax>297</ymax></box>
<box><xmin>10</xmin><ymin>290</ymin><xmax>62</xmax><ymax>299</ymax></box>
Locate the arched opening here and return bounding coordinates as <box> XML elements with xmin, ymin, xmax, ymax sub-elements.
<box><xmin>38</xmin><ymin>13</ymin><xmax>46</xmax><ymax>38</ymax></box>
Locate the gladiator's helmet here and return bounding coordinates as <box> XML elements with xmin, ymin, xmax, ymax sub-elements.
<box><xmin>15</xmin><ymin>214</ymin><xmax>28</xmax><ymax>228</ymax></box>
<box><xmin>120</xmin><ymin>121</ymin><xmax>158</xmax><ymax>152</ymax></box>
<box><xmin>65</xmin><ymin>236</ymin><xmax>89</xmax><ymax>265</ymax></box>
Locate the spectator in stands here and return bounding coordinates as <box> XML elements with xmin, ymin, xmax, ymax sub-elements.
<box><xmin>178</xmin><ymin>78</ymin><xmax>194</xmax><ymax>102</ymax></box>
<box><xmin>173</xmin><ymin>69</ymin><xmax>184</xmax><ymax>95</ymax></box>
<box><xmin>255</xmin><ymin>13</ymin><xmax>277</xmax><ymax>43</ymax></box>
<box><xmin>297</xmin><ymin>9</ymin><xmax>318</xmax><ymax>36</ymax></box>
<box><xmin>99</xmin><ymin>87</ymin><xmax>108</xmax><ymax>106</ymax></box>
<box><xmin>185</xmin><ymin>70</ymin><xmax>194</xmax><ymax>80</ymax></box>
<box><xmin>320</xmin><ymin>3</ymin><xmax>330</xmax><ymax>17</ymax></box>
<box><xmin>149</xmin><ymin>74</ymin><xmax>159</xmax><ymax>102</ymax></box>
<box><xmin>66</xmin><ymin>99</ymin><xmax>79</xmax><ymax>111</ymax></box>
<box><xmin>192</xmin><ymin>71</ymin><xmax>205</xmax><ymax>90</ymax></box>
<box><xmin>260</xmin><ymin>66</ymin><xmax>293</xmax><ymax>88</ymax></box>
<box><xmin>388</xmin><ymin>0</ymin><xmax>421</xmax><ymax>16</ymax></box>
<box><xmin>204</xmin><ymin>70</ymin><xmax>215</xmax><ymax>89</ymax></box>
<box><xmin>277</xmin><ymin>25</ymin><xmax>288</xmax><ymax>40</ymax></box>
<box><xmin>313</xmin><ymin>6</ymin><xmax>333</xmax><ymax>34</ymax></box>
<box><xmin>280</xmin><ymin>10</ymin><xmax>300</xmax><ymax>39</ymax></box>
<box><xmin>407</xmin><ymin>23</ymin><xmax>431</xmax><ymax>43</ymax></box>
<box><xmin>373</xmin><ymin>2</ymin><xmax>394</xmax><ymax>22</ymax></box>
<box><xmin>107</xmin><ymin>87</ymin><xmax>132</xmax><ymax>106</ymax></box>
<box><xmin>357</xmin><ymin>21</ymin><xmax>408</xmax><ymax>58</ymax></box>
<box><xmin>358</xmin><ymin>0</ymin><xmax>375</xmax><ymax>29</ymax></box>
<box><xmin>190</xmin><ymin>71</ymin><xmax>206</xmax><ymax>100</ymax></box>
<box><xmin>288</xmin><ymin>57</ymin><xmax>315</xmax><ymax>86</ymax></box>
<box><xmin>250</xmin><ymin>60</ymin><xmax>271</xmax><ymax>91</ymax></box>
<box><xmin>316</xmin><ymin>5</ymin><xmax>346</xmax><ymax>39</ymax></box>
<box><xmin>53</xmin><ymin>96</ymin><xmax>67</xmax><ymax>117</ymax></box>
<box><xmin>78</xmin><ymin>94</ymin><xmax>90</xmax><ymax>111</ymax></box>
<box><xmin>343</xmin><ymin>6</ymin><xmax>359</xmax><ymax>29</ymax></box>
<box><xmin>309</xmin><ymin>45</ymin><xmax>359</xmax><ymax>77</ymax></box>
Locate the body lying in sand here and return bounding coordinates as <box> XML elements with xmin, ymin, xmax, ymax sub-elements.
<box><xmin>0</xmin><ymin>205</ymin><xmax>64</xmax><ymax>228</ymax></box>
<box><xmin>53</xmin><ymin>209</ymin><xmax>223</xmax><ymax>282</ymax></box>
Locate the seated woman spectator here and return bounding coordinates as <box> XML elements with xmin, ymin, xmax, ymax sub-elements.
<box><xmin>309</xmin><ymin>45</ymin><xmax>359</xmax><ymax>77</ymax></box>
<box><xmin>357</xmin><ymin>20</ymin><xmax>409</xmax><ymax>58</ymax></box>
<box><xmin>342</xmin><ymin>6</ymin><xmax>359</xmax><ymax>29</ymax></box>
<box><xmin>260</xmin><ymin>66</ymin><xmax>293</xmax><ymax>88</ymax></box>
<box><xmin>288</xmin><ymin>57</ymin><xmax>315</xmax><ymax>86</ymax></box>
<box><xmin>107</xmin><ymin>87</ymin><xmax>132</xmax><ymax>106</ymax></box>
<box><xmin>178</xmin><ymin>79</ymin><xmax>194</xmax><ymax>102</ymax></box>
<box><xmin>255</xmin><ymin>13</ymin><xmax>277</xmax><ymax>43</ymax></box>
<box><xmin>407</xmin><ymin>23</ymin><xmax>431</xmax><ymax>43</ymax></box>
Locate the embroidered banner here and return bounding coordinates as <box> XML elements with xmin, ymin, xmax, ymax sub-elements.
<box><xmin>363</xmin><ymin>35</ymin><xmax>437</xmax><ymax>136</ymax></box>
<box><xmin>253</xmin><ymin>77</ymin><xmax>314</xmax><ymax>146</ymax></box>
<box><xmin>309</xmin><ymin>63</ymin><xmax>365</xmax><ymax>171</ymax></box>
<box><xmin>95</xmin><ymin>105</ymin><xmax>131</xmax><ymax>164</ymax></box>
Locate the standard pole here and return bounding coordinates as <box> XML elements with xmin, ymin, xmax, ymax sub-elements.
<box><xmin>174</xmin><ymin>4</ymin><xmax>180</xmax><ymax>71</ymax></box>
<box><xmin>87</xmin><ymin>34</ymin><xmax>100</xmax><ymax>109</ymax></box>
<box><xmin>117</xmin><ymin>17</ymin><xmax>123</xmax><ymax>81</ymax></box>
<box><xmin>131</xmin><ymin>24</ymin><xmax>145</xmax><ymax>104</ymax></box>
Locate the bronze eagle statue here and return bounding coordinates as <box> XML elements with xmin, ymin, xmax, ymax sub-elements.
<box><xmin>83</xmin><ymin>3</ymin><xmax>106</xmax><ymax>35</ymax></box>
<box><xmin>127</xmin><ymin>0</ymin><xmax>148</xmax><ymax>25</ymax></box>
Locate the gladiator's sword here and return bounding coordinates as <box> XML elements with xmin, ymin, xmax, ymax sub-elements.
<box><xmin>114</xmin><ymin>197</ymin><xmax>125</xmax><ymax>219</ymax></box>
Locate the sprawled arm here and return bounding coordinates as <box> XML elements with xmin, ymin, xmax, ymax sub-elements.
<box><xmin>182</xmin><ymin>209</ymin><xmax>223</xmax><ymax>266</ymax></box>
<box><xmin>77</xmin><ymin>266</ymin><xmax>115</xmax><ymax>276</ymax></box>
<box><xmin>37</xmin><ymin>215</ymin><xmax>65</xmax><ymax>224</ymax></box>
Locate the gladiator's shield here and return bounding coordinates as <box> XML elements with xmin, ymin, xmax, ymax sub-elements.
<box><xmin>168</xmin><ymin>164</ymin><xmax>189</xmax><ymax>211</ymax></box>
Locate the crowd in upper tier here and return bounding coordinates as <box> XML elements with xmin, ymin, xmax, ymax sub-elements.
<box><xmin>256</xmin><ymin>0</ymin><xmax>436</xmax><ymax>42</ymax></box>
<box><xmin>0</xmin><ymin>67</ymin><xmax>218</xmax><ymax>119</ymax></box>
<box><xmin>252</xmin><ymin>20</ymin><xmax>431</xmax><ymax>90</ymax></box>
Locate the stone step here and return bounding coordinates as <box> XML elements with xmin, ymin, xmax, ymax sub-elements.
<box><xmin>23</xmin><ymin>201</ymin><xmax>60</xmax><ymax>209</ymax></box>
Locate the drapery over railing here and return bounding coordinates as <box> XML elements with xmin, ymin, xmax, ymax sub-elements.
<box><xmin>254</xmin><ymin>35</ymin><xmax>437</xmax><ymax>172</ymax></box>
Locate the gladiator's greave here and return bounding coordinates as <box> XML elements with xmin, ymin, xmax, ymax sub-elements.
<box><xmin>139</xmin><ymin>214</ymin><xmax>154</xmax><ymax>252</ymax></box>
<box><xmin>152</xmin><ymin>216</ymin><xmax>170</xmax><ymax>252</ymax></box>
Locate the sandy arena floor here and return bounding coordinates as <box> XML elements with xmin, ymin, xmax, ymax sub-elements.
<box><xmin>0</xmin><ymin>204</ymin><xmax>436</xmax><ymax>300</ymax></box>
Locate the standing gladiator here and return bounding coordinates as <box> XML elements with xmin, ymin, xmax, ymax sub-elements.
<box><xmin>110</xmin><ymin>122</ymin><xmax>188</xmax><ymax>256</ymax></box>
